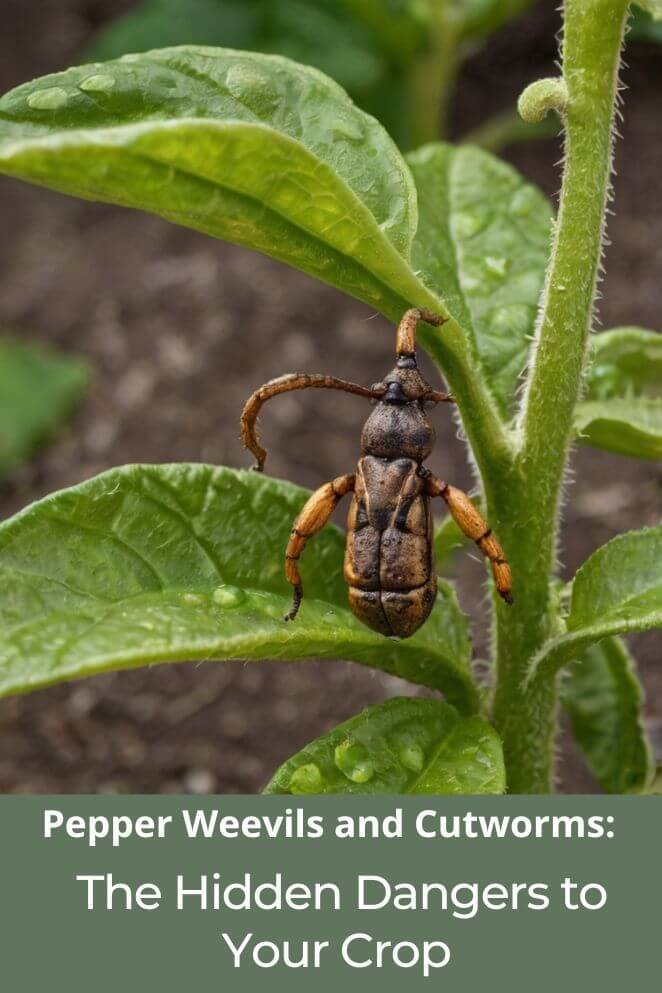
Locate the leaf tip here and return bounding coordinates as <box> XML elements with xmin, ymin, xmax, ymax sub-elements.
<box><xmin>518</xmin><ymin>77</ymin><xmax>568</xmax><ymax>125</ymax></box>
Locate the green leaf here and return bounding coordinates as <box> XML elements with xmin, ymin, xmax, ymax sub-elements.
<box><xmin>577</xmin><ymin>328</ymin><xmax>662</xmax><ymax>458</ymax></box>
<box><xmin>407</xmin><ymin>142</ymin><xmax>552</xmax><ymax>414</ymax></box>
<box><xmin>574</xmin><ymin>397</ymin><xmax>662</xmax><ymax>460</ymax></box>
<box><xmin>562</xmin><ymin>637</ymin><xmax>652</xmax><ymax>794</ymax></box>
<box><xmin>0</xmin><ymin>47</ymin><xmax>434</xmax><ymax>323</ymax></box>
<box><xmin>587</xmin><ymin>327</ymin><xmax>662</xmax><ymax>400</ymax></box>
<box><xmin>0</xmin><ymin>337</ymin><xmax>88</xmax><ymax>480</ymax></box>
<box><xmin>528</xmin><ymin>527</ymin><xmax>662</xmax><ymax>684</ymax></box>
<box><xmin>0</xmin><ymin>464</ymin><xmax>480</xmax><ymax>711</ymax></box>
<box><xmin>263</xmin><ymin>696</ymin><xmax>505</xmax><ymax>794</ymax></box>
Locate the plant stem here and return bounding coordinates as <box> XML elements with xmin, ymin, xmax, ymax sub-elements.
<box><xmin>491</xmin><ymin>0</ymin><xmax>630</xmax><ymax>792</ymax></box>
<box><xmin>408</xmin><ymin>0</ymin><xmax>462</xmax><ymax>144</ymax></box>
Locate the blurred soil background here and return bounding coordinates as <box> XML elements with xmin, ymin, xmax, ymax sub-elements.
<box><xmin>0</xmin><ymin>0</ymin><xmax>659</xmax><ymax>793</ymax></box>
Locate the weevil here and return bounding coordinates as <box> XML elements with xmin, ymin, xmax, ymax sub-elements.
<box><xmin>241</xmin><ymin>308</ymin><xmax>512</xmax><ymax>638</ymax></box>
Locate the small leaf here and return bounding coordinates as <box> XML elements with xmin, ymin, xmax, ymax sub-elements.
<box><xmin>0</xmin><ymin>464</ymin><xmax>479</xmax><ymax>711</ymax></box>
<box><xmin>0</xmin><ymin>337</ymin><xmax>88</xmax><ymax>480</ymax></box>
<box><xmin>0</xmin><ymin>48</ymin><xmax>433</xmax><ymax>322</ymax></box>
<box><xmin>263</xmin><ymin>696</ymin><xmax>505</xmax><ymax>795</ymax></box>
<box><xmin>587</xmin><ymin>327</ymin><xmax>662</xmax><ymax>400</ymax></box>
<box><xmin>528</xmin><ymin>527</ymin><xmax>662</xmax><ymax>683</ymax></box>
<box><xmin>562</xmin><ymin>637</ymin><xmax>652</xmax><ymax>794</ymax></box>
<box><xmin>575</xmin><ymin>397</ymin><xmax>662</xmax><ymax>460</ymax></box>
<box><xmin>407</xmin><ymin>142</ymin><xmax>552</xmax><ymax>414</ymax></box>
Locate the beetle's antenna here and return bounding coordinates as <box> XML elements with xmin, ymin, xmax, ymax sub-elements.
<box><xmin>396</xmin><ymin>308</ymin><xmax>447</xmax><ymax>360</ymax></box>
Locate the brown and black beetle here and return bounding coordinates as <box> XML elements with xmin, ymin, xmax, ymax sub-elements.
<box><xmin>241</xmin><ymin>308</ymin><xmax>512</xmax><ymax>639</ymax></box>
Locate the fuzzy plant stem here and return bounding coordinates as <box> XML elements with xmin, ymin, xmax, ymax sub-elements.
<box><xmin>490</xmin><ymin>0</ymin><xmax>630</xmax><ymax>793</ymax></box>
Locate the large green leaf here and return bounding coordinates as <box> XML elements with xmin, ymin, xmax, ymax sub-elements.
<box><xmin>562</xmin><ymin>637</ymin><xmax>652</xmax><ymax>794</ymax></box>
<box><xmin>264</xmin><ymin>696</ymin><xmax>505</xmax><ymax>794</ymax></box>
<box><xmin>0</xmin><ymin>337</ymin><xmax>88</xmax><ymax>480</ymax></box>
<box><xmin>0</xmin><ymin>464</ymin><xmax>479</xmax><ymax>711</ymax></box>
<box><xmin>0</xmin><ymin>47</ymin><xmax>431</xmax><ymax>322</ymax></box>
<box><xmin>574</xmin><ymin>397</ymin><xmax>662</xmax><ymax>460</ymax></box>
<box><xmin>528</xmin><ymin>527</ymin><xmax>662</xmax><ymax>683</ymax></box>
<box><xmin>407</xmin><ymin>142</ymin><xmax>552</xmax><ymax>414</ymax></box>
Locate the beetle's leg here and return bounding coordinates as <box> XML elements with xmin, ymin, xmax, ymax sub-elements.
<box><xmin>241</xmin><ymin>374</ymin><xmax>382</xmax><ymax>471</ymax></box>
<box><xmin>422</xmin><ymin>389</ymin><xmax>455</xmax><ymax>404</ymax></box>
<box><xmin>285</xmin><ymin>473</ymin><xmax>355</xmax><ymax>621</ymax></box>
<box><xmin>425</xmin><ymin>475</ymin><xmax>513</xmax><ymax>604</ymax></box>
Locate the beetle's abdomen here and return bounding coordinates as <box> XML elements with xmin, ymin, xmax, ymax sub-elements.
<box><xmin>343</xmin><ymin>457</ymin><xmax>436</xmax><ymax>638</ymax></box>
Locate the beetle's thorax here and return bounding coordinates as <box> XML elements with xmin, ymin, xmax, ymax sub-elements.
<box><xmin>361</xmin><ymin>359</ymin><xmax>434</xmax><ymax>461</ymax></box>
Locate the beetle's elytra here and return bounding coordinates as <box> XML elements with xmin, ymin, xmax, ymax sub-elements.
<box><xmin>241</xmin><ymin>308</ymin><xmax>512</xmax><ymax>639</ymax></box>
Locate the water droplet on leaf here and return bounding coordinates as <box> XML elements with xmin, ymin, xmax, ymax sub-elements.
<box><xmin>27</xmin><ymin>87</ymin><xmax>69</xmax><ymax>110</ymax></box>
<box><xmin>79</xmin><ymin>74</ymin><xmax>116</xmax><ymax>94</ymax></box>
<box><xmin>399</xmin><ymin>744</ymin><xmax>424</xmax><ymax>773</ymax></box>
<box><xmin>289</xmin><ymin>763</ymin><xmax>324</xmax><ymax>795</ymax></box>
<box><xmin>453</xmin><ymin>210</ymin><xmax>486</xmax><ymax>239</ymax></box>
<box><xmin>212</xmin><ymin>585</ymin><xmax>245</xmax><ymax>608</ymax></box>
<box><xmin>334</xmin><ymin>741</ymin><xmax>374</xmax><ymax>783</ymax></box>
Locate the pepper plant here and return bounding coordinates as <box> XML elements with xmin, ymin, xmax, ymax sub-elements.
<box><xmin>0</xmin><ymin>0</ymin><xmax>660</xmax><ymax>794</ymax></box>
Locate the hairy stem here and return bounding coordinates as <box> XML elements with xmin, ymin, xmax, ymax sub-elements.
<box><xmin>491</xmin><ymin>0</ymin><xmax>630</xmax><ymax>792</ymax></box>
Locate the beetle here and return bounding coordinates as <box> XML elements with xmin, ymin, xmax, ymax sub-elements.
<box><xmin>241</xmin><ymin>308</ymin><xmax>512</xmax><ymax>638</ymax></box>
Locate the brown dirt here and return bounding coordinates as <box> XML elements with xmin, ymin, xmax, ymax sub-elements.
<box><xmin>0</xmin><ymin>1</ymin><xmax>659</xmax><ymax>794</ymax></box>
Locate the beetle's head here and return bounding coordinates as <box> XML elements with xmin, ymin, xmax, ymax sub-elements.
<box><xmin>372</xmin><ymin>359</ymin><xmax>431</xmax><ymax>406</ymax></box>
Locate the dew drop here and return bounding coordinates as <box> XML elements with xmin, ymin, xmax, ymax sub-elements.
<box><xmin>27</xmin><ymin>87</ymin><xmax>69</xmax><ymax>110</ymax></box>
<box><xmin>289</xmin><ymin>763</ymin><xmax>324</xmax><ymax>795</ymax></box>
<box><xmin>399</xmin><ymin>744</ymin><xmax>424</xmax><ymax>773</ymax></box>
<box><xmin>212</xmin><ymin>584</ymin><xmax>245</xmax><ymax>608</ymax></box>
<box><xmin>453</xmin><ymin>209</ymin><xmax>485</xmax><ymax>239</ymax></box>
<box><xmin>334</xmin><ymin>741</ymin><xmax>374</xmax><ymax>784</ymax></box>
<box><xmin>79</xmin><ymin>73</ymin><xmax>116</xmax><ymax>94</ymax></box>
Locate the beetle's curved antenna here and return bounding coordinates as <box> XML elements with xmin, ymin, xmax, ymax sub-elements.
<box><xmin>396</xmin><ymin>307</ymin><xmax>447</xmax><ymax>358</ymax></box>
<box><xmin>241</xmin><ymin>373</ymin><xmax>385</xmax><ymax>471</ymax></box>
